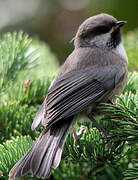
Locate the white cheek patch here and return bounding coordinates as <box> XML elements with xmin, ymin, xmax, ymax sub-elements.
<box><xmin>116</xmin><ymin>43</ymin><xmax>128</xmax><ymax>63</ymax></box>
<box><xmin>91</xmin><ymin>27</ymin><xmax>114</xmax><ymax>47</ymax></box>
<box><xmin>96</xmin><ymin>28</ymin><xmax>114</xmax><ymax>45</ymax></box>
<box><xmin>91</xmin><ymin>32</ymin><xmax>111</xmax><ymax>46</ymax></box>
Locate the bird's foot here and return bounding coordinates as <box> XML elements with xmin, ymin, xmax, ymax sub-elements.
<box><xmin>107</xmin><ymin>99</ymin><xmax>115</xmax><ymax>105</ymax></box>
<box><xmin>73</xmin><ymin>125</ymin><xmax>88</xmax><ymax>141</ymax></box>
<box><xmin>105</xmin><ymin>133</ymin><xmax>118</xmax><ymax>139</ymax></box>
<box><xmin>88</xmin><ymin>115</ymin><xmax>117</xmax><ymax>139</ymax></box>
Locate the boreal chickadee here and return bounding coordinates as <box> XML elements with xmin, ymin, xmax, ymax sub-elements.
<box><xmin>9</xmin><ymin>13</ymin><xmax>128</xmax><ymax>180</ymax></box>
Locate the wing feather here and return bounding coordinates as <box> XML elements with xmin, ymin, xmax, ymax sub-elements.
<box><xmin>31</xmin><ymin>99</ymin><xmax>46</xmax><ymax>130</ymax></box>
<box><xmin>32</xmin><ymin>64</ymin><xmax>126</xmax><ymax>129</ymax></box>
<box><xmin>45</xmin><ymin>66</ymin><xmax>120</xmax><ymax>127</ymax></box>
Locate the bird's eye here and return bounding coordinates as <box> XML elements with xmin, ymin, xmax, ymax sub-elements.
<box><xmin>81</xmin><ymin>25</ymin><xmax>111</xmax><ymax>38</ymax></box>
<box><xmin>96</xmin><ymin>25</ymin><xmax>111</xmax><ymax>34</ymax></box>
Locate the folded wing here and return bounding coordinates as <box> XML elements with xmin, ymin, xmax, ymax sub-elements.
<box><xmin>43</xmin><ymin>64</ymin><xmax>125</xmax><ymax>127</ymax></box>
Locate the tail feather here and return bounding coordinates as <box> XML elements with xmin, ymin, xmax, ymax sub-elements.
<box><xmin>36</xmin><ymin>123</ymin><xmax>70</xmax><ymax>178</ymax></box>
<box><xmin>9</xmin><ymin>130</ymin><xmax>49</xmax><ymax>179</ymax></box>
<box><xmin>30</xmin><ymin>130</ymin><xmax>52</xmax><ymax>175</ymax></box>
<box><xmin>9</xmin><ymin>119</ymin><xmax>72</xmax><ymax>180</ymax></box>
<box><xmin>36</xmin><ymin>128</ymin><xmax>61</xmax><ymax>178</ymax></box>
<box><xmin>52</xmin><ymin>125</ymin><xmax>68</xmax><ymax>169</ymax></box>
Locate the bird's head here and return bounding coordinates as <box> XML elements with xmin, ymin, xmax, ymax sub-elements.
<box><xmin>74</xmin><ymin>13</ymin><xmax>126</xmax><ymax>49</ymax></box>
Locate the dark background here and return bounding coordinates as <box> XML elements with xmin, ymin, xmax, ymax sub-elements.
<box><xmin>1</xmin><ymin>0</ymin><xmax>138</xmax><ymax>63</ymax></box>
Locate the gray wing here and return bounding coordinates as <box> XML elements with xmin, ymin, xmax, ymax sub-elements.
<box><xmin>31</xmin><ymin>98</ymin><xmax>47</xmax><ymax>130</ymax></box>
<box><xmin>44</xmin><ymin>64</ymin><xmax>125</xmax><ymax>127</ymax></box>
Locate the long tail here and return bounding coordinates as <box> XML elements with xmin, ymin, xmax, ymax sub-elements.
<box><xmin>9</xmin><ymin>119</ymin><xmax>72</xmax><ymax>180</ymax></box>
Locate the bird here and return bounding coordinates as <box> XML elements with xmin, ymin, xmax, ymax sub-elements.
<box><xmin>9</xmin><ymin>13</ymin><xmax>128</xmax><ymax>180</ymax></box>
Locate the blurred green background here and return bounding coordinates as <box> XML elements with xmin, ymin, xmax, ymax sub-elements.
<box><xmin>1</xmin><ymin>0</ymin><xmax>138</xmax><ymax>63</ymax></box>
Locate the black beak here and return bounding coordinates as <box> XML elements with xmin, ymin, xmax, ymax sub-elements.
<box><xmin>115</xmin><ymin>21</ymin><xmax>127</xmax><ymax>29</ymax></box>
